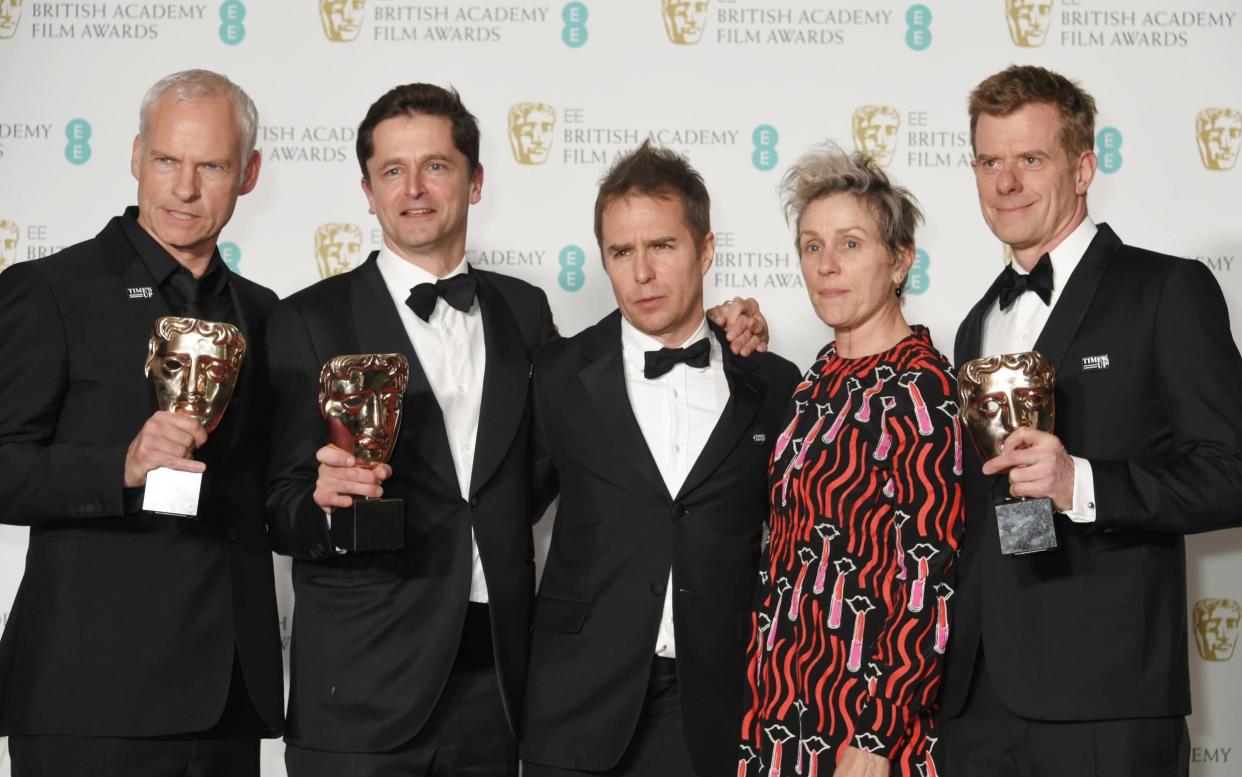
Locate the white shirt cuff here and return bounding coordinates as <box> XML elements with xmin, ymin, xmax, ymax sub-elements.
<box><xmin>1065</xmin><ymin>456</ymin><xmax>1097</xmax><ymax>523</ymax></box>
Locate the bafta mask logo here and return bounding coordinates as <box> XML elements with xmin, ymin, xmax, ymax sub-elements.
<box><xmin>315</xmin><ymin>223</ymin><xmax>363</xmax><ymax>278</ymax></box>
<box><xmin>0</xmin><ymin>220</ymin><xmax>18</xmax><ymax>270</ymax></box>
<box><xmin>1005</xmin><ymin>0</ymin><xmax>1052</xmax><ymax>47</ymax></box>
<box><xmin>145</xmin><ymin>317</ymin><xmax>247</xmax><ymax>434</ymax></box>
<box><xmin>1196</xmin><ymin>108</ymin><xmax>1241</xmax><ymax>171</ymax></box>
<box><xmin>319</xmin><ymin>353</ymin><xmax>409</xmax><ymax>467</ymax></box>
<box><xmin>1194</xmin><ymin>598</ymin><xmax>1240</xmax><ymax>662</ymax></box>
<box><xmin>957</xmin><ymin>351</ymin><xmax>1056</xmax><ymax>461</ymax></box>
<box><xmin>320</xmin><ymin>0</ymin><xmax>365</xmax><ymax>42</ymax></box>
<box><xmin>507</xmin><ymin>103</ymin><xmax>557</xmax><ymax>165</ymax></box>
<box><xmin>852</xmin><ymin>106</ymin><xmax>901</xmax><ymax>167</ymax></box>
<box><xmin>662</xmin><ymin>0</ymin><xmax>709</xmax><ymax>44</ymax></box>
<box><xmin>0</xmin><ymin>0</ymin><xmax>22</xmax><ymax>40</ymax></box>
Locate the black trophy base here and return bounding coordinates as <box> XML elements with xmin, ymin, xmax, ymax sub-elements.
<box><xmin>330</xmin><ymin>498</ymin><xmax>405</xmax><ymax>552</ymax></box>
<box><xmin>996</xmin><ymin>497</ymin><xmax>1057</xmax><ymax>555</ymax></box>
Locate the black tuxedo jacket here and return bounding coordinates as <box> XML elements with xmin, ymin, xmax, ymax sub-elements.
<box><xmin>939</xmin><ymin>223</ymin><xmax>1242</xmax><ymax>721</ymax></box>
<box><xmin>0</xmin><ymin>215</ymin><xmax>284</xmax><ymax>737</ymax></box>
<box><xmin>520</xmin><ymin>311</ymin><xmax>800</xmax><ymax>777</ymax></box>
<box><xmin>265</xmin><ymin>253</ymin><xmax>556</xmax><ymax>753</ymax></box>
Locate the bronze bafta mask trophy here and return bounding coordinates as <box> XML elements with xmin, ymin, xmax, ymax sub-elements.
<box><xmin>319</xmin><ymin>353</ymin><xmax>409</xmax><ymax>552</ymax></box>
<box><xmin>958</xmin><ymin>351</ymin><xmax>1058</xmax><ymax>555</ymax></box>
<box><xmin>143</xmin><ymin>316</ymin><xmax>247</xmax><ymax>516</ymax></box>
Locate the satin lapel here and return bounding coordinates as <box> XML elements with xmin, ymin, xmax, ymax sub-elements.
<box><xmin>469</xmin><ymin>271</ymin><xmax>531</xmax><ymax>497</ymax></box>
<box><xmin>350</xmin><ymin>253</ymin><xmax>458</xmax><ymax>491</ymax></box>
<box><xmin>1032</xmin><ymin>224</ymin><xmax>1119</xmax><ymax>374</ymax></box>
<box><xmin>100</xmin><ymin>219</ymin><xmax>171</xmax><ymax>338</ymax></box>
<box><xmin>957</xmin><ymin>272</ymin><xmax>1007</xmax><ymax>365</ymax></box>
<box><xmin>676</xmin><ymin>326</ymin><xmax>763</xmax><ymax>500</ymax></box>
<box><xmin>577</xmin><ymin>312</ymin><xmax>670</xmax><ymax>500</ymax></box>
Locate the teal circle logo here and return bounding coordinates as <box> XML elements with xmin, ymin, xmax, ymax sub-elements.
<box><xmin>752</xmin><ymin>125</ymin><xmax>778</xmax><ymax>171</ymax></box>
<box><xmin>1096</xmin><ymin>127</ymin><xmax>1123</xmax><ymax>174</ymax></box>
<box><xmin>219</xmin><ymin>242</ymin><xmax>242</xmax><ymax>273</ymax></box>
<box><xmin>906</xmin><ymin>248</ymin><xmax>930</xmax><ymax>295</ymax></box>
<box><xmin>559</xmin><ymin>244</ymin><xmax>586</xmax><ymax>291</ymax></box>
<box><xmin>219</xmin><ymin>0</ymin><xmax>246</xmax><ymax>45</ymax></box>
<box><xmin>64</xmin><ymin>119</ymin><xmax>91</xmax><ymax>165</ymax></box>
<box><xmin>562</xmin><ymin>2</ymin><xmax>588</xmax><ymax>47</ymax></box>
<box><xmin>905</xmin><ymin>5</ymin><xmax>932</xmax><ymax>50</ymax></box>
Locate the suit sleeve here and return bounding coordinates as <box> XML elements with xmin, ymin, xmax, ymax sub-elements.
<box><xmin>854</xmin><ymin>364</ymin><xmax>964</xmax><ymax>757</ymax></box>
<box><xmin>529</xmin><ymin>289</ymin><xmax>560</xmax><ymax>523</ymax></box>
<box><xmin>1091</xmin><ymin>259</ymin><xmax>1242</xmax><ymax>535</ymax></box>
<box><xmin>264</xmin><ymin>300</ymin><xmax>335</xmax><ymax>559</ymax></box>
<box><xmin>0</xmin><ymin>262</ymin><xmax>128</xmax><ymax>525</ymax></box>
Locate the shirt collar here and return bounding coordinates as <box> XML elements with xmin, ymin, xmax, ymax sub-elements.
<box><xmin>376</xmin><ymin>242</ymin><xmax>469</xmax><ymax>300</ymax></box>
<box><xmin>620</xmin><ymin>314</ymin><xmax>712</xmax><ymax>374</ymax></box>
<box><xmin>120</xmin><ymin>206</ymin><xmax>229</xmax><ymax>296</ymax></box>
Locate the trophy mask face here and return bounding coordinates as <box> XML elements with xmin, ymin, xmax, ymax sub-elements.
<box><xmin>1005</xmin><ymin>0</ymin><xmax>1052</xmax><ymax>47</ymax></box>
<box><xmin>319</xmin><ymin>354</ymin><xmax>409</xmax><ymax>467</ymax></box>
<box><xmin>852</xmin><ymin>106</ymin><xmax>901</xmax><ymax>167</ymax></box>
<box><xmin>0</xmin><ymin>0</ymin><xmax>22</xmax><ymax>39</ymax></box>
<box><xmin>958</xmin><ymin>352</ymin><xmax>1055</xmax><ymax>460</ymax></box>
<box><xmin>0</xmin><ymin>220</ymin><xmax>17</xmax><ymax>270</ymax></box>
<box><xmin>320</xmin><ymin>0</ymin><xmax>364</xmax><ymax>41</ymax></box>
<box><xmin>1197</xmin><ymin>109</ymin><xmax>1242</xmax><ymax>171</ymax></box>
<box><xmin>662</xmin><ymin>0</ymin><xmax>708</xmax><ymax>43</ymax></box>
<box><xmin>145</xmin><ymin>317</ymin><xmax>246</xmax><ymax>433</ymax></box>
<box><xmin>507</xmin><ymin>103</ymin><xmax>557</xmax><ymax>165</ymax></box>
<box><xmin>1194</xmin><ymin>599</ymin><xmax>1241</xmax><ymax>661</ymax></box>
<box><xmin>315</xmin><ymin>222</ymin><xmax>363</xmax><ymax>278</ymax></box>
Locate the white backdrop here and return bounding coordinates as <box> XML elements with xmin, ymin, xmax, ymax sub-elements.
<box><xmin>1</xmin><ymin>0</ymin><xmax>1240</xmax><ymax>774</ymax></box>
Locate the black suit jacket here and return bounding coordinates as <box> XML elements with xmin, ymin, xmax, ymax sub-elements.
<box><xmin>0</xmin><ymin>215</ymin><xmax>284</xmax><ymax>737</ymax></box>
<box><xmin>265</xmin><ymin>253</ymin><xmax>556</xmax><ymax>753</ymax></box>
<box><xmin>520</xmin><ymin>311</ymin><xmax>800</xmax><ymax>777</ymax></box>
<box><xmin>939</xmin><ymin>223</ymin><xmax>1242</xmax><ymax>721</ymax></box>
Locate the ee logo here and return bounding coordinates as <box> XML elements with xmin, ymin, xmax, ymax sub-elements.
<box><xmin>65</xmin><ymin>119</ymin><xmax>91</xmax><ymax>165</ymax></box>
<box><xmin>219</xmin><ymin>0</ymin><xmax>246</xmax><ymax>45</ymax></box>
<box><xmin>219</xmin><ymin>242</ymin><xmax>242</xmax><ymax>273</ymax></box>
<box><xmin>1096</xmin><ymin>127</ymin><xmax>1122</xmax><ymax>174</ymax></box>
<box><xmin>559</xmin><ymin>245</ymin><xmax>585</xmax><ymax>292</ymax></box>
<box><xmin>562</xmin><ymin>2</ymin><xmax>587</xmax><ymax>48</ymax></box>
<box><xmin>752</xmin><ymin>125</ymin><xmax>778</xmax><ymax>172</ymax></box>
<box><xmin>906</xmin><ymin>249</ymin><xmax>930</xmax><ymax>295</ymax></box>
<box><xmin>906</xmin><ymin>5</ymin><xmax>931</xmax><ymax>51</ymax></box>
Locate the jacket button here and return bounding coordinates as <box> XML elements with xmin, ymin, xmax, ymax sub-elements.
<box><xmin>650</xmin><ymin>580</ymin><xmax>666</xmax><ymax>596</ymax></box>
<box><xmin>227</xmin><ymin>529</ymin><xmax>238</xmax><ymax>542</ymax></box>
<box><xmin>469</xmin><ymin>496</ymin><xmax>479</xmax><ymax>508</ymax></box>
<box><xmin>672</xmin><ymin>504</ymin><xmax>687</xmax><ymax>519</ymax></box>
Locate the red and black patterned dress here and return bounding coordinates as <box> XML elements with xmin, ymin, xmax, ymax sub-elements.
<box><xmin>739</xmin><ymin>326</ymin><xmax>964</xmax><ymax>777</ymax></box>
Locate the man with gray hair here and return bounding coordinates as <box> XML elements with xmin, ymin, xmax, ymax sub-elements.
<box><xmin>0</xmin><ymin>69</ymin><xmax>284</xmax><ymax>776</ymax></box>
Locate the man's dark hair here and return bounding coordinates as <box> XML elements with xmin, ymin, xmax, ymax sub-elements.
<box><xmin>355</xmin><ymin>83</ymin><xmax>481</xmax><ymax>180</ymax></box>
<box><xmin>593</xmin><ymin>140</ymin><xmax>711</xmax><ymax>252</ymax></box>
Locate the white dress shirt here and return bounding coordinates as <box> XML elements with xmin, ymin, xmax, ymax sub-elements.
<box><xmin>980</xmin><ymin>217</ymin><xmax>1097</xmax><ymax>522</ymax></box>
<box><xmin>377</xmin><ymin>245</ymin><xmax>491</xmax><ymax>602</ymax></box>
<box><xmin>620</xmin><ymin>316</ymin><xmax>730</xmax><ymax>658</ymax></box>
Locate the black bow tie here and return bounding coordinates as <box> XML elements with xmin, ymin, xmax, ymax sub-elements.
<box><xmin>406</xmin><ymin>272</ymin><xmax>478</xmax><ymax>322</ymax></box>
<box><xmin>997</xmin><ymin>253</ymin><xmax>1053</xmax><ymax>311</ymax></box>
<box><xmin>643</xmin><ymin>338</ymin><xmax>711</xmax><ymax>379</ymax></box>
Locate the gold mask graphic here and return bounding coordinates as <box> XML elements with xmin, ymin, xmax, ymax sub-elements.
<box><xmin>320</xmin><ymin>0</ymin><xmax>365</xmax><ymax>42</ymax></box>
<box><xmin>1005</xmin><ymin>0</ymin><xmax>1052</xmax><ymax>47</ymax></box>
<box><xmin>852</xmin><ymin>106</ymin><xmax>901</xmax><ymax>167</ymax></box>
<box><xmin>0</xmin><ymin>220</ymin><xmax>17</xmax><ymax>270</ymax></box>
<box><xmin>662</xmin><ymin>0</ymin><xmax>709</xmax><ymax>44</ymax></box>
<box><xmin>319</xmin><ymin>353</ymin><xmax>409</xmax><ymax>468</ymax></box>
<box><xmin>145</xmin><ymin>317</ymin><xmax>247</xmax><ymax>434</ymax></box>
<box><xmin>957</xmin><ymin>351</ymin><xmax>1056</xmax><ymax>461</ymax></box>
<box><xmin>508</xmin><ymin>103</ymin><xmax>557</xmax><ymax>165</ymax></box>
<box><xmin>1196</xmin><ymin>108</ymin><xmax>1241</xmax><ymax>171</ymax></box>
<box><xmin>315</xmin><ymin>223</ymin><xmax>363</xmax><ymax>278</ymax></box>
<box><xmin>0</xmin><ymin>0</ymin><xmax>22</xmax><ymax>40</ymax></box>
<box><xmin>1194</xmin><ymin>598</ymin><xmax>1240</xmax><ymax>661</ymax></box>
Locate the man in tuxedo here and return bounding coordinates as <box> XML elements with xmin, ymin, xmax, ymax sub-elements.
<box><xmin>937</xmin><ymin>64</ymin><xmax>1242</xmax><ymax>776</ymax></box>
<box><xmin>0</xmin><ymin>69</ymin><xmax>284</xmax><ymax>776</ymax></box>
<box><xmin>520</xmin><ymin>142</ymin><xmax>799</xmax><ymax>777</ymax></box>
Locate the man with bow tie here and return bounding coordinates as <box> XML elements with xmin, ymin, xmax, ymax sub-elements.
<box><xmin>264</xmin><ymin>86</ymin><xmax>768</xmax><ymax>777</ymax></box>
<box><xmin>935</xmin><ymin>65</ymin><xmax>1242</xmax><ymax>777</ymax></box>
<box><xmin>519</xmin><ymin>142</ymin><xmax>799</xmax><ymax>777</ymax></box>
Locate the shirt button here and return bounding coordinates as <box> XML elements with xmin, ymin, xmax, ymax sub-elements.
<box><xmin>673</xmin><ymin>389</ymin><xmax>680</xmax><ymax>398</ymax></box>
<box><xmin>673</xmin><ymin>444</ymin><xmax>681</xmax><ymax>453</ymax></box>
<box><xmin>1087</xmin><ymin>501</ymin><xmax>1095</xmax><ymax>510</ymax></box>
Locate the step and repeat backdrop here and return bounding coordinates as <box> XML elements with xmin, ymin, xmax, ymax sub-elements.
<box><xmin>1</xmin><ymin>0</ymin><xmax>1240</xmax><ymax>773</ymax></box>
